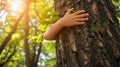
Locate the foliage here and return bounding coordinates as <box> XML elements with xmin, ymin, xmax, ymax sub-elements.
<box><xmin>0</xmin><ymin>0</ymin><xmax>57</xmax><ymax>67</ymax></box>
<box><xmin>112</xmin><ymin>0</ymin><xmax>120</xmax><ymax>22</ymax></box>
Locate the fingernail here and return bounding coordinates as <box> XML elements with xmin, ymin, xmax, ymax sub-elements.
<box><xmin>71</xmin><ymin>8</ymin><xmax>74</xmax><ymax>9</ymax></box>
<box><xmin>86</xmin><ymin>13</ymin><xmax>89</xmax><ymax>15</ymax></box>
<box><xmin>81</xmin><ymin>22</ymin><xmax>85</xmax><ymax>24</ymax></box>
<box><xmin>86</xmin><ymin>18</ymin><xmax>89</xmax><ymax>20</ymax></box>
<box><xmin>82</xmin><ymin>10</ymin><xmax>85</xmax><ymax>12</ymax></box>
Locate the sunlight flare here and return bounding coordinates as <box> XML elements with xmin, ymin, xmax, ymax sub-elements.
<box><xmin>8</xmin><ymin>0</ymin><xmax>25</xmax><ymax>15</ymax></box>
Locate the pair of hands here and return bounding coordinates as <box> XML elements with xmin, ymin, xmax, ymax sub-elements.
<box><xmin>58</xmin><ymin>8</ymin><xmax>89</xmax><ymax>27</ymax></box>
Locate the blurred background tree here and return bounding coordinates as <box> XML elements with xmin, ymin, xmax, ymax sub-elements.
<box><xmin>0</xmin><ymin>0</ymin><xmax>119</xmax><ymax>67</ymax></box>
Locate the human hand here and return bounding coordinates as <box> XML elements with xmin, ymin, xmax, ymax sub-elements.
<box><xmin>58</xmin><ymin>8</ymin><xmax>89</xmax><ymax>27</ymax></box>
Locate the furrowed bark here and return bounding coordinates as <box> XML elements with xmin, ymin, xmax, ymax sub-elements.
<box><xmin>54</xmin><ymin>0</ymin><xmax>120</xmax><ymax>67</ymax></box>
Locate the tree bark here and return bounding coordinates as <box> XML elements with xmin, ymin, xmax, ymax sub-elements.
<box><xmin>54</xmin><ymin>0</ymin><xmax>120</xmax><ymax>67</ymax></box>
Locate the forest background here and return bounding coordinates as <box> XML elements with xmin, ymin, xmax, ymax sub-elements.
<box><xmin>0</xmin><ymin>0</ymin><xmax>120</xmax><ymax>67</ymax></box>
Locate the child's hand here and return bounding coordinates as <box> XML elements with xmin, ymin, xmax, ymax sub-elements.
<box><xmin>58</xmin><ymin>8</ymin><xmax>89</xmax><ymax>27</ymax></box>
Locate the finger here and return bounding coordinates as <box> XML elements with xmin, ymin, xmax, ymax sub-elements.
<box><xmin>65</xmin><ymin>8</ymin><xmax>74</xmax><ymax>15</ymax></box>
<box><xmin>75</xmin><ymin>18</ymin><xmax>89</xmax><ymax>22</ymax></box>
<box><xmin>76</xmin><ymin>13</ymin><xmax>89</xmax><ymax>18</ymax></box>
<box><xmin>73</xmin><ymin>10</ymin><xmax>85</xmax><ymax>15</ymax></box>
<box><xmin>74</xmin><ymin>22</ymin><xmax>85</xmax><ymax>25</ymax></box>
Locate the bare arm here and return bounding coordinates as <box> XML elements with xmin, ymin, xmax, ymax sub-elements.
<box><xmin>43</xmin><ymin>8</ymin><xmax>89</xmax><ymax>40</ymax></box>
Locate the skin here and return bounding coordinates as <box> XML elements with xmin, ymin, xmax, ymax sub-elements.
<box><xmin>43</xmin><ymin>8</ymin><xmax>89</xmax><ymax>40</ymax></box>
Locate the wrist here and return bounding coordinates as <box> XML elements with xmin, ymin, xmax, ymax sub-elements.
<box><xmin>55</xmin><ymin>18</ymin><xmax>64</xmax><ymax>28</ymax></box>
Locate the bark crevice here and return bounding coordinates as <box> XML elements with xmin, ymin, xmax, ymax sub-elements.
<box><xmin>54</xmin><ymin>0</ymin><xmax>120</xmax><ymax>67</ymax></box>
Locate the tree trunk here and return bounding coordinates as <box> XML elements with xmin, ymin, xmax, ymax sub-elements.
<box><xmin>54</xmin><ymin>0</ymin><xmax>120</xmax><ymax>67</ymax></box>
<box><xmin>24</xmin><ymin>0</ymin><xmax>32</xmax><ymax>67</ymax></box>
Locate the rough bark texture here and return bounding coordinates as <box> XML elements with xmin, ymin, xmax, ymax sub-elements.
<box><xmin>54</xmin><ymin>0</ymin><xmax>120</xmax><ymax>67</ymax></box>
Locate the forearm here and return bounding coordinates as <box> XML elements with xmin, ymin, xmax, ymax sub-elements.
<box><xmin>43</xmin><ymin>9</ymin><xmax>89</xmax><ymax>40</ymax></box>
<box><xmin>43</xmin><ymin>19</ymin><xmax>63</xmax><ymax>40</ymax></box>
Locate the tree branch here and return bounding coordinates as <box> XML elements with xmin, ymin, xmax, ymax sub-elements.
<box><xmin>0</xmin><ymin>47</ymin><xmax>16</xmax><ymax>66</ymax></box>
<box><xmin>33</xmin><ymin>0</ymin><xmax>41</xmax><ymax>19</ymax></box>
<box><xmin>32</xmin><ymin>45</ymin><xmax>36</xmax><ymax>62</ymax></box>
<box><xmin>0</xmin><ymin>8</ymin><xmax>26</xmax><ymax>54</ymax></box>
<box><xmin>35</xmin><ymin>43</ymin><xmax>42</xmax><ymax>64</ymax></box>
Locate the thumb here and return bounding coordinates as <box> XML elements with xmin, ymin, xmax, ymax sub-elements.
<box><xmin>65</xmin><ymin>8</ymin><xmax>74</xmax><ymax>15</ymax></box>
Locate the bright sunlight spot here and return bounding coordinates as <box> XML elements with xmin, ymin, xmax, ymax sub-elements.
<box><xmin>8</xmin><ymin>0</ymin><xmax>25</xmax><ymax>15</ymax></box>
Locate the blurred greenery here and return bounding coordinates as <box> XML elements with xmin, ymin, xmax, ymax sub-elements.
<box><xmin>0</xmin><ymin>0</ymin><xmax>57</xmax><ymax>67</ymax></box>
<box><xmin>0</xmin><ymin>0</ymin><xmax>119</xmax><ymax>67</ymax></box>
<box><xmin>112</xmin><ymin>0</ymin><xmax>120</xmax><ymax>22</ymax></box>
